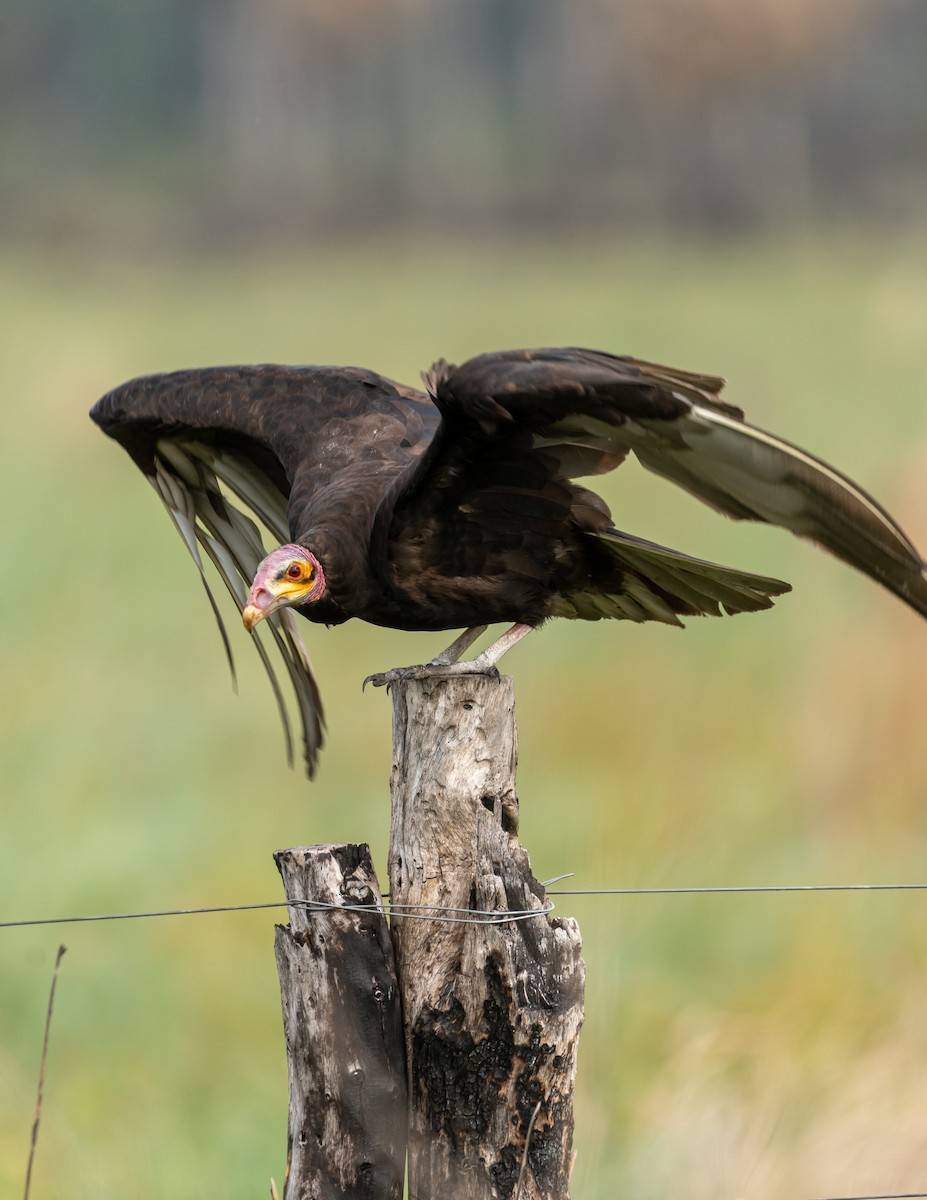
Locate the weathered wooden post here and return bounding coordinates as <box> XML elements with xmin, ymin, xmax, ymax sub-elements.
<box><xmin>274</xmin><ymin>844</ymin><xmax>407</xmax><ymax>1200</ymax></box>
<box><xmin>274</xmin><ymin>673</ymin><xmax>585</xmax><ymax>1200</ymax></box>
<box><xmin>388</xmin><ymin>674</ymin><xmax>585</xmax><ymax>1200</ymax></box>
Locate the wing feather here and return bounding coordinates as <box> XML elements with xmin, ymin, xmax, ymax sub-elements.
<box><xmin>156</xmin><ymin>442</ymin><xmax>324</xmax><ymax>776</ymax></box>
<box><xmin>150</xmin><ymin>458</ymin><xmax>237</xmax><ymax>684</ymax></box>
<box><xmin>622</xmin><ymin>404</ymin><xmax>927</xmax><ymax>616</ymax></box>
<box><xmin>184</xmin><ymin>442</ymin><xmax>291</xmax><ymax>544</ymax></box>
<box><xmin>430</xmin><ymin>348</ymin><xmax>927</xmax><ymax>620</ymax></box>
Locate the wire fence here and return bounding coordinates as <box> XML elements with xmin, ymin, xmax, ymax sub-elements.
<box><xmin>9</xmin><ymin>880</ymin><xmax>927</xmax><ymax>1200</ymax></box>
<box><xmin>4</xmin><ymin>879</ymin><xmax>927</xmax><ymax>930</ymax></box>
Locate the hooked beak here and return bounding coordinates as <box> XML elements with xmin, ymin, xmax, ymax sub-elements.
<box><xmin>242</xmin><ymin>587</ymin><xmax>279</xmax><ymax>631</ymax></box>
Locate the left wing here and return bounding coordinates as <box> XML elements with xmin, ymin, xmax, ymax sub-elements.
<box><xmin>404</xmin><ymin>347</ymin><xmax>927</xmax><ymax>620</ymax></box>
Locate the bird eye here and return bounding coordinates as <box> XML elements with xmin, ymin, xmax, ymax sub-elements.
<box><xmin>286</xmin><ymin>563</ymin><xmax>303</xmax><ymax>580</ymax></box>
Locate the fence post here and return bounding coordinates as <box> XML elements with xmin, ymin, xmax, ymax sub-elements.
<box><xmin>273</xmin><ymin>843</ymin><xmax>407</xmax><ymax>1200</ymax></box>
<box><xmin>388</xmin><ymin>674</ymin><xmax>586</xmax><ymax>1200</ymax></box>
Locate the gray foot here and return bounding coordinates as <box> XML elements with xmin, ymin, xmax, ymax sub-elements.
<box><xmin>363</xmin><ymin>655</ymin><xmax>501</xmax><ymax>692</ymax></box>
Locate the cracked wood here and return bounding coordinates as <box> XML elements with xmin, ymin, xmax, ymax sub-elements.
<box><xmin>388</xmin><ymin>674</ymin><xmax>585</xmax><ymax>1200</ymax></box>
<box><xmin>274</xmin><ymin>843</ymin><xmax>407</xmax><ymax>1200</ymax></box>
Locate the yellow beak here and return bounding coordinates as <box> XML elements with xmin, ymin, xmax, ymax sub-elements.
<box><xmin>242</xmin><ymin>602</ymin><xmax>267</xmax><ymax>631</ymax></box>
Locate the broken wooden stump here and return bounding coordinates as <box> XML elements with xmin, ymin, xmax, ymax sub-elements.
<box><xmin>273</xmin><ymin>844</ymin><xmax>407</xmax><ymax>1200</ymax></box>
<box><xmin>388</xmin><ymin>674</ymin><xmax>585</xmax><ymax>1200</ymax></box>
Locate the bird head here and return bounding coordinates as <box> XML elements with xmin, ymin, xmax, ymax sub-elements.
<box><xmin>242</xmin><ymin>544</ymin><xmax>325</xmax><ymax>630</ymax></box>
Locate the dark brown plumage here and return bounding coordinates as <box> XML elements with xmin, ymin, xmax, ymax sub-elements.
<box><xmin>90</xmin><ymin>347</ymin><xmax>927</xmax><ymax>776</ymax></box>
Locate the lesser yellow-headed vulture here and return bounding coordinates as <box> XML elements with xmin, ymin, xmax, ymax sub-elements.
<box><xmin>91</xmin><ymin>347</ymin><xmax>927</xmax><ymax>776</ymax></box>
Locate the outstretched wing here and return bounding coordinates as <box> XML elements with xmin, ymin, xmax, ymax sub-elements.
<box><xmin>404</xmin><ymin>347</ymin><xmax>927</xmax><ymax>620</ymax></box>
<box><xmin>91</xmin><ymin>364</ymin><xmax>435</xmax><ymax>777</ymax></box>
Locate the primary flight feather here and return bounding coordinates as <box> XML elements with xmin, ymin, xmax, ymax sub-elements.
<box><xmin>90</xmin><ymin>347</ymin><xmax>927</xmax><ymax>777</ymax></box>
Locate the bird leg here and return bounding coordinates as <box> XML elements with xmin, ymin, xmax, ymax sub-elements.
<box><xmin>363</xmin><ymin>623</ymin><xmax>535</xmax><ymax>690</ymax></box>
<box><xmin>429</xmin><ymin>624</ymin><xmax>488</xmax><ymax>665</ymax></box>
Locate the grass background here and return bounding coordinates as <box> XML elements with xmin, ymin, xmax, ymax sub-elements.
<box><xmin>2</xmin><ymin>232</ymin><xmax>927</xmax><ymax>1198</ymax></box>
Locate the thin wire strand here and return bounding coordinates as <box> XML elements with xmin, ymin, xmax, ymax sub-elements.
<box><xmin>807</xmin><ymin>1193</ymin><xmax>927</xmax><ymax>1199</ymax></box>
<box><xmin>4</xmin><ymin>881</ymin><xmax>927</xmax><ymax>931</ymax></box>
<box><xmin>0</xmin><ymin>897</ymin><xmax>554</xmax><ymax>930</ymax></box>
<box><xmin>0</xmin><ymin>902</ymin><xmax>287</xmax><ymax>929</ymax></box>
<box><xmin>549</xmin><ymin>883</ymin><xmax>927</xmax><ymax>895</ymax></box>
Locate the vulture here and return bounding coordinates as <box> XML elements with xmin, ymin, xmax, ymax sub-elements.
<box><xmin>90</xmin><ymin>347</ymin><xmax>927</xmax><ymax>777</ymax></box>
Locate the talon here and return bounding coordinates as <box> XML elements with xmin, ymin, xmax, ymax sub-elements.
<box><xmin>361</xmin><ymin>658</ymin><xmax>505</xmax><ymax>693</ymax></box>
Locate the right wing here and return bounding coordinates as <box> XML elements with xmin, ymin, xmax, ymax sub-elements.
<box><xmin>91</xmin><ymin>364</ymin><xmax>436</xmax><ymax>776</ymax></box>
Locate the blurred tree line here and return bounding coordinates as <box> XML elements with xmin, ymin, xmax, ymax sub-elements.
<box><xmin>3</xmin><ymin>0</ymin><xmax>926</xmax><ymax>245</ymax></box>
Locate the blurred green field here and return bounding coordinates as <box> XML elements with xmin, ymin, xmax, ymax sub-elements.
<box><xmin>2</xmin><ymin>232</ymin><xmax>927</xmax><ymax>1199</ymax></box>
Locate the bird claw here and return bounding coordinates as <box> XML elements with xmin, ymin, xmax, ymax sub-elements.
<box><xmin>362</xmin><ymin>671</ymin><xmax>393</xmax><ymax>693</ymax></box>
<box><xmin>362</xmin><ymin>660</ymin><xmax>501</xmax><ymax>693</ymax></box>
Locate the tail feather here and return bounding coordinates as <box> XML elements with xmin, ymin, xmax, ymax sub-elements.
<box><xmin>555</xmin><ymin>529</ymin><xmax>791</xmax><ymax>625</ymax></box>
